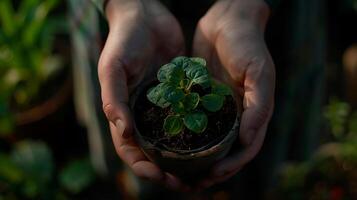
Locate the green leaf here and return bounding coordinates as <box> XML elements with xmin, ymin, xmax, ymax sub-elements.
<box><xmin>171</xmin><ymin>56</ymin><xmax>190</xmax><ymax>69</ymax></box>
<box><xmin>212</xmin><ymin>82</ymin><xmax>232</xmax><ymax>96</ymax></box>
<box><xmin>0</xmin><ymin>154</ymin><xmax>23</xmax><ymax>183</ymax></box>
<box><xmin>185</xmin><ymin>65</ymin><xmax>210</xmax><ymax>87</ymax></box>
<box><xmin>11</xmin><ymin>141</ymin><xmax>54</xmax><ymax>184</ymax></box>
<box><xmin>324</xmin><ymin>99</ymin><xmax>350</xmax><ymax>139</ymax></box>
<box><xmin>147</xmin><ymin>83</ymin><xmax>171</xmax><ymax>108</ymax></box>
<box><xmin>164</xmin><ymin>115</ymin><xmax>184</xmax><ymax>136</ymax></box>
<box><xmin>157</xmin><ymin>63</ymin><xmax>184</xmax><ymax>84</ymax></box>
<box><xmin>163</xmin><ymin>87</ymin><xmax>185</xmax><ymax>103</ymax></box>
<box><xmin>183</xmin><ymin>93</ymin><xmax>200</xmax><ymax>111</ymax></box>
<box><xmin>201</xmin><ymin>94</ymin><xmax>225</xmax><ymax>112</ymax></box>
<box><xmin>0</xmin><ymin>115</ymin><xmax>14</xmax><ymax>136</ymax></box>
<box><xmin>0</xmin><ymin>0</ymin><xmax>16</xmax><ymax>36</ymax></box>
<box><xmin>348</xmin><ymin>112</ymin><xmax>357</xmax><ymax>137</ymax></box>
<box><xmin>172</xmin><ymin>102</ymin><xmax>185</xmax><ymax>114</ymax></box>
<box><xmin>23</xmin><ymin>0</ymin><xmax>59</xmax><ymax>47</ymax></box>
<box><xmin>190</xmin><ymin>57</ymin><xmax>206</xmax><ymax>66</ymax></box>
<box><xmin>184</xmin><ymin>112</ymin><xmax>208</xmax><ymax>133</ymax></box>
<box><xmin>59</xmin><ymin>159</ymin><xmax>95</xmax><ymax>194</ymax></box>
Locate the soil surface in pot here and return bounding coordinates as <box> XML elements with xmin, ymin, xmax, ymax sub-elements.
<box><xmin>134</xmin><ymin>85</ymin><xmax>237</xmax><ymax>151</ymax></box>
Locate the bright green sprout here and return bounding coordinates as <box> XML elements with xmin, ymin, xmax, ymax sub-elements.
<box><xmin>147</xmin><ymin>56</ymin><xmax>232</xmax><ymax>136</ymax></box>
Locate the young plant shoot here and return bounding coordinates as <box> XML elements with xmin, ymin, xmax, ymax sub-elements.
<box><xmin>147</xmin><ymin>57</ymin><xmax>232</xmax><ymax>136</ymax></box>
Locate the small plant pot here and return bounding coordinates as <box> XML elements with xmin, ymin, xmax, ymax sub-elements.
<box><xmin>131</xmin><ymin>80</ymin><xmax>241</xmax><ymax>183</ymax></box>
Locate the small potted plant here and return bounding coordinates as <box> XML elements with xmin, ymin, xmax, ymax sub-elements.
<box><xmin>131</xmin><ymin>56</ymin><xmax>241</xmax><ymax>183</ymax></box>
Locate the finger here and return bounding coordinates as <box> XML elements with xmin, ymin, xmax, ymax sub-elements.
<box><xmin>196</xmin><ymin>168</ymin><xmax>239</xmax><ymax>191</ymax></box>
<box><xmin>110</xmin><ymin>123</ymin><xmax>186</xmax><ymax>191</ymax></box>
<box><xmin>238</xmin><ymin>57</ymin><xmax>275</xmax><ymax>146</ymax></box>
<box><xmin>99</xmin><ymin>58</ymin><xmax>132</xmax><ymax>138</ymax></box>
<box><xmin>109</xmin><ymin>123</ymin><xmax>165</xmax><ymax>182</ymax></box>
<box><xmin>146</xmin><ymin>0</ymin><xmax>186</xmax><ymax>59</ymax></box>
<box><xmin>192</xmin><ymin>17</ymin><xmax>213</xmax><ymax>61</ymax></box>
<box><xmin>192</xmin><ymin>17</ymin><xmax>232</xmax><ymax>84</ymax></box>
<box><xmin>212</xmin><ymin>120</ymin><xmax>269</xmax><ymax>177</ymax></box>
<box><xmin>98</xmin><ymin>22</ymin><xmax>148</xmax><ymax>138</ymax></box>
<box><xmin>164</xmin><ymin>172</ymin><xmax>190</xmax><ymax>192</ymax></box>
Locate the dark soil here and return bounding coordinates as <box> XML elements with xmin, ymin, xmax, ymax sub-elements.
<box><xmin>134</xmin><ymin>85</ymin><xmax>237</xmax><ymax>152</ymax></box>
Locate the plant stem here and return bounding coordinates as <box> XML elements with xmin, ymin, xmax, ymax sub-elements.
<box><xmin>185</xmin><ymin>80</ymin><xmax>194</xmax><ymax>92</ymax></box>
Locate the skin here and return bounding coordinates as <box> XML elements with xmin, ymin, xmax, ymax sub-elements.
<box><xmin>99</xmin><ymin>0</ymin><xmax>275</xmax><ymax>191</ymax></box>
<box><xmin>192</xmin><ymin>0</ymin><xmax>275</xmax><ymax>190</ymax></box>
<box><xmin>99</xmin><ymin>0</ymin><xmax>186</xmax><ymax>191</ymax></box>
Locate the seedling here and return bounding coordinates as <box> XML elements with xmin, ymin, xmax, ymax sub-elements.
<box><xmin>147</xmin><ymin>56</ymin><xmax>232</xmax><ymax>136</ymax></box>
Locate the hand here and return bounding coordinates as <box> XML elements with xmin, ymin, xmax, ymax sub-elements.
<box><xmin>192</xmin><ymin>0</ymin><xmax>275</xmax><ymax>189</ymax></box>
<box><xmin>98</xmin><ymin>0</ymin><xmax>186</xmax><ymax>191</ymax></box>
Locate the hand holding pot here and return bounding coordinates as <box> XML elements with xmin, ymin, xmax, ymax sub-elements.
<box><xmin>192</xmin><ymin>0</ymin><xmax>275</xmax><ymax>189</ymax></box>
<box><xmin>98</xmin><ymin>0</ymin><xmax>186</xmax><ymax>190</ymax></box>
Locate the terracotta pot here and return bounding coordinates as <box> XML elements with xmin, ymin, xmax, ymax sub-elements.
<box><xmin>131</xmin><ymin>80</ymin><xmax>241</xmax><ymax>183</ymax></box>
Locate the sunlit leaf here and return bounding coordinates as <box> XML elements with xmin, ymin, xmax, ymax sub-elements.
<box><xmin>164</xmin><ymin>115</ymin><xmax>184</xmax><ymax>136</ymax></box>
<box><xmin>163</xmin><ymin>87</ymin><xmax>185</xmax><ymax>103</ymax></box>
<box><xmin>157</xmin><ymin>63</ymin><xmax>184</xmax><ymax>85</ymax></box>
<box><xmin>171</xmin><ymin>56</ymin><xmax>190</xmax><ymax>69</ymax></box>
<box><xmin>184</xmin><ymin>112</ymin><xmax>208</xmax><ymax>133</ymax></box>
<box><xmin>190</xmin><ymin>57</ymin><xmax>206</xmax><ymax>67</ymax></box>
<box><xmin>147</xmin><ymin>83</ymin><xmax>171</xmax><ymax>108</ymax></box>
<box><xmin>183</xmin><ymin>93</ymin><xmax>200</xmax><ymax>111</ymax></box>
<box><xmin>185</xmin><ymin>65</ymin><xmax>210</xmax><ymax>87</ymax></box>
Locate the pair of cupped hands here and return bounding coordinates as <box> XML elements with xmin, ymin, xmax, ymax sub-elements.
<box><xmin>98</xmin><ymin>0</ymin><xmax>275</xmax><ymax>192</ymax></box>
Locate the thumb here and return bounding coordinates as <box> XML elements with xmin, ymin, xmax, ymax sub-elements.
<box><xmin>98</xmin><ymin>34</ymin><xmax>133</xmax><ymax>139</ymax></box>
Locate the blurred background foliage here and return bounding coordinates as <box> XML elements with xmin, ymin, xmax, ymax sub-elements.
<box><xmin>0</xmin><ymin>141</ymin><xmax>95</xmax><ymax>199</ymax></box>
<box><xmin>0</xmin><ymin>0</ymin><xmax>67</xmax><ymax>134</ymax></box>
<box><xmin>0</xmin><ymin>0</ymin><xmax>109</xmax><ymax>199</ymax></box>
<box><xmin>0</xmin><ymin>0</ymin><xmax>356</xmax><ymax>199</ymax></box>
<box><xmin>271</xmin><ymin>99</ymin><xmax>357</xmax><ymax>199</ymax></box>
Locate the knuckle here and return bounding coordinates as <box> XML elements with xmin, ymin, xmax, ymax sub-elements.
<box><xmin>198</xmin><ymin>16</ymin><xmax>208</xmax><ymax>29</ymax></box>
<box><xmin>98</xmin><ymin>59</ymin><xmax>125</xmax><ymax>79</ymax></box>
<box><xmin>226</xmin><ymin>57</ymin><xmax>250</xmax><ymax>82</ymax></box>
<box><xmin>102</xmin><ymin>103</ymin><xmax>117</xmax><ymax>122</ymax></box>
<box><xmin>197</xmin><ymin>16</ymin><xmax>214</xmax><ymax>37</ymax></box>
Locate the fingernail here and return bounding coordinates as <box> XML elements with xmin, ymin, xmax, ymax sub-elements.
<box><xmin>115</xmin><ymin>119</ymin><xmax>128</xmax><ymax>138</ymax></box>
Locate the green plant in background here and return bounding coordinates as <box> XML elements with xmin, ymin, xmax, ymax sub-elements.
<box><xmin>0</xmin><ymin>0</ymin><xmax>66</xmax><ymax>134</ymax></box>
<box><xmin>0</xmin><ymin>140</ymin><xmax>95</xmax><ymax>199</ymax></box>
<box><xmin>323</xmin><ymin>99</ymin><xmax>351</xmax><ymax>139</ymax></box>
<box><xmin>147</xmin><ymin>56</ymin><xmax>232</xmax><ymax>136</ymax></box>
<box><xmin>273</xmin><ymin>99</ymin><xmax>357</xmax><ymax>200</ymax></box>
